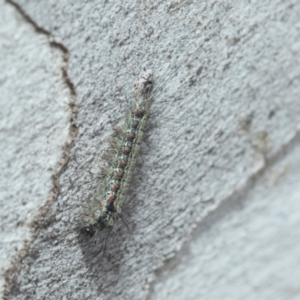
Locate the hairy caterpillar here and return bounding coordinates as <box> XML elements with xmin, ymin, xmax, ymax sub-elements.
<box><xmin>10</xmin><ymin>43</ymin><xmax>212</xmax><ymax>300</ymax></box>
<box><xmin>77</xmin><ymin>70</ymin><xmax>154</xmax><ymax>244</ymax></box>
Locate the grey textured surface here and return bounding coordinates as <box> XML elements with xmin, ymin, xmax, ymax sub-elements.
<box><xmin>150</xmin><ymin>133</ymin><xmax>300</xmax><ymax>300</ymax></box>
<box><xmin>0</xmin><ymin>0</ymin><xmax>72</xmax><ymax>297</ymax></box>
<box><xmin>0</xmin><ymin>0</ymin><xmax>300</xmax><ymax>299</ymax></box>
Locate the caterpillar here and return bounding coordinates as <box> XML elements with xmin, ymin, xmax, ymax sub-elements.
<box><xmin>10</xmin><ymin>43</ymin><xmax>210</xmax><ymax>300</ymax></box>
<box><xmin>78</xmin><ymin>69</ymin><xmax>154</xmax><ymax>242</ymax></box>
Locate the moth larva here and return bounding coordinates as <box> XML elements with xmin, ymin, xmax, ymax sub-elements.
<box><xmin>78</xmin><ymin>70</ymin><xmax>154</xmax><ymax>240</ymax></box>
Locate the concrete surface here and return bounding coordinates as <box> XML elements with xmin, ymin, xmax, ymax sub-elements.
<box><xmin>149</xmin><ymin>132</ymin><xmax>300</xmax><ymax>300</ymax></box>
<box><xmin>0</xmin><ymin>0</ymin><xmax>73</xmax><ymax>297</ymax></box>
<box><xmin>0</xmin><ymin>0</ymin><xmax>300</xmax><ymax>299</ymax></box>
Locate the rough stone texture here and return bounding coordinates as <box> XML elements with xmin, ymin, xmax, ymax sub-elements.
<box><xmin>0</xmin><ymin>0</ymin><xmax>300</xmax><ymax>299</ymax></box>
<box><xmin>149</xmin><ymin>133</ymin><xmax>300</xmax><ymax>300</ymax></box>
<box><xmin>0</xmin><ymin>0</ymin><xmax>72</xmax><ymax>297</ymax></box>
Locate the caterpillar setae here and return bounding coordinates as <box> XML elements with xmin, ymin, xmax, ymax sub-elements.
<box><xmin>78</xmin><ymin>70</ymin><xmax>154</xmax><ymax>242</ymax></box>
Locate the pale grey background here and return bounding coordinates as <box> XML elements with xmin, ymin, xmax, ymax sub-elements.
<box><xmin>1</xmin><ymin>0</ymin><xmax>300</xmax><ymax>299</ymax></box>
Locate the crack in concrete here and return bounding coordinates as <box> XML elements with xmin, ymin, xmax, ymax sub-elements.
<box><xmin>3</xmin><ymin>2</ymin><xmax>300</xmax><ymax>298</ymax></box>
<box><xmin>3</xmin><ymin>1</ymin><xmax>78</xmax><ymax>298</ymax></box>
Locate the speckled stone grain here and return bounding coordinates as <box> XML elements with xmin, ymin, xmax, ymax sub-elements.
<box><xmin>1</xmin><ymin>0</ymin><xmax>300</xmax><ymax>299</ymax></box>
